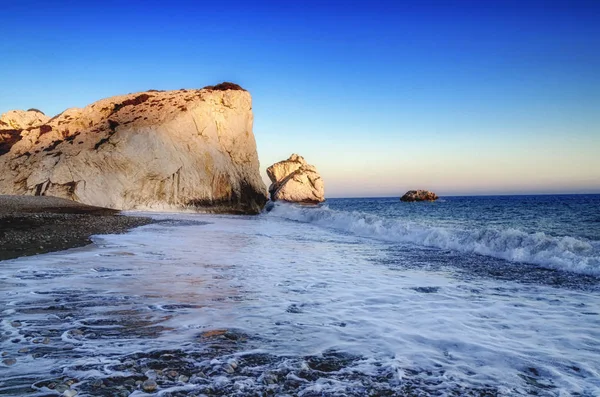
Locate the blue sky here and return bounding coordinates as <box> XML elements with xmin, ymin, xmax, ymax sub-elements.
<box><xmin>1</xmin><ymin>0</ymin><xmax>599</xmax><ymax>197</ymax></box>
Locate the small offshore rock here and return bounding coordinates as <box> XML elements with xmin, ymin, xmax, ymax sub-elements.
<box><xmin>55</xmin><ymin>384</ymin><xmax>69</xmax><ymax>393</ymax></box>
<box><xmin>2</xmin><ymin>357</ymin><xmax>16</xmax><ymax>366</ymax></box>
<box><xmin>267</xmin><ymin>154</ymin><xmax>325</xmax><ymax>204</ymax></box>
<box><xmin>11</xmin><ymin>321</ymin><xmax>22</xmax><ymax>327</ymax></box>
<box><xmin>142</xmin><ymin>379</ymin><xmax>157</xmax><ymax>392</ymax></box>
<box><xmin>400</xmin><ymin>189</ymin><xmax>439</xmax><ymax>202</ymax></box>
<box><xmin>18</xmin><ymin>347</ymin><xmax>29</xmax><ymax>353</ymax></box>
<box><xmin>63</xmin><ymin>389</ymin><xmax>78</xmax><ymax>397</ymax></box>
<box><xmin>223</xmin><ymin>363</ymin><xmax>235</xmax><ymax>374</ymax></box>
<box><xmin>90</xmin><ymin>379</ymin><xmax>104</xmax><ymax>388</ymax></box>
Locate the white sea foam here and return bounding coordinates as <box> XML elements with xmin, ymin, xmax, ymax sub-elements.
<box><xmin>267</xmin><ymin>203</ymin><xmax>600</xmax><ymax>276</ymax></box>
<box><xmin>0</xmin><ymin>212</ymin><xmax>599</xmax><ymax>396</ymax></box>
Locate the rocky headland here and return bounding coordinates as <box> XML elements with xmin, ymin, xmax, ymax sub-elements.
<box><xmin>266</xmin><ymin>154</ymin><xmax>325</xmax><ymax>204</ymax></box>
<box><xmin>400</xmin><ymin>190</ymin><xmax>439</xmax><ymax>202</ymax></box>
<box><xmin>0</xmin><ymin>83</ymin><xmax>267</xmax><ymax>214</ymax></box>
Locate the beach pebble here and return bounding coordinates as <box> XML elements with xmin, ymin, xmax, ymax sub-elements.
<box><xmin>223</xmin><ymin>363</ymin><xmax>235</xmax><ymax>374</ymax></box>
<box><xmin>63</xmin><ymin>390</ymin><xmax>78</xmax><ymax>397</ymax></box>
<box><xmin>142</xmin><ymin>379</ymin><xmax>157</xmax><ymax>392</ymax></box>
<box><xmin>189</xmin><ymin>374</ymin><xmax>207</xmax><ymax>385</ymax></box>
<box><xmin>11</xmin><ymin>321</ymin><xmax>22</xmax><ymax>327</ymax></box>
<box><xmin>2</xmin><ymin>358</ymin><xmax>16</xmax><ymax>366</ymax></box>
<box><xmin>90</xmin><ymin>379</ymin><xmax>104</xmax><ymax>388</ymax></box>
<box><xmin>227</xmin><ymin>359</ymin><xmax>238</xmax><ymax>369</ymax></box>
<box><xmin>18</xmin><ymin>347</ymin><xmax>29</xmax><ymax>353</ymax></box>
<box><xmin>178</xmin><ymin>375</ymin><xmax>189</xmax><ymax>383</ymax></box>
<box><xmin>144</xmin><ymin>369</ymin><xmax>158</xmax><ymax>379</ymax></box>
<box><xmin>166</xmin><ymin>370</ymin><xmax>178</xmax><ymax>379</ymax></box>
<box><xmin>55</xmin><ymin>384</ymin><xmax>68</xmax><ymax>393</ymax></box>
<box><xmin>261</xmin><ymin>372</ymin><xmax>278</xmax><ymax>385</ymax></box>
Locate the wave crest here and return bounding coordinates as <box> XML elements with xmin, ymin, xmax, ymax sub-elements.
<box><xmin>267</xmin><ymin>203</ymin><xmax>600</xmax><ymax>276</ymax></box>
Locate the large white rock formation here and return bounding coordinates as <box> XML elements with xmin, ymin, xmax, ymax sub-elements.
<box><xmin>0</xmin><ymin>83</ymin><xmax>268</xmax><ymax>214</ymax></box>
<box><xmin>267</xmin><ymin>154</ymin><xmax>325</xmax><ymax>204</ymax></box>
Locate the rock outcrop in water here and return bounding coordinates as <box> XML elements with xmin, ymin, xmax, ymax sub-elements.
<box><xmin>266</xmin><ymin>154</ymin><xmax>325</xmax><ymax>204</ymax></box>
<box><xmin>400</xmin><ymin>190</ymin><xmax>438</xmax><ymax>202</ymax></box>
<box><xmin>0</xmin><ymin>83</ymin><xmax>267</xmax><ymax>214</ymax></box>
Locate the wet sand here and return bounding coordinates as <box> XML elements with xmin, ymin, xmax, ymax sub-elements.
<box><xmin>0</xmin><ymin>195</ymin><xmax>153</xmax><ymax>261</ymax></box>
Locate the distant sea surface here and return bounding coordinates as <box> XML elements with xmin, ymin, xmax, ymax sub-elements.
<box><xmin>1</xmin><ymin>195</ymin><xmax>599</xmax><ymax>396</ymax></box>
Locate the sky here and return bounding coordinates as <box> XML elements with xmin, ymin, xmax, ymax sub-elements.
<box><xmin>1</xmin><ymin>0</ymin><xmax>599</xmax><ymax>197</ymax></box>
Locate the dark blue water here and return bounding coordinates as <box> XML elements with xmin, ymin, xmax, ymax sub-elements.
<box><xmin>269</xmin><ymin>194</ymin><xmax>600</xmax><ymax>277</ymax></box>
<box><xmin>2</xmin><ymin>198</ymin><xmax>599</xmax><ymax>396</ymax></box>
<box><xmin>328</xmin><ymin>195</ymin><xmax>600</xmax><ymax>241</ymax></box>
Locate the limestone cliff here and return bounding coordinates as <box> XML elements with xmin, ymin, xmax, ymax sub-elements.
<box><xmin>0</xmin><ymin>109</ymin><xmax>49</xmax><ymax>130</ymax></box>
<box><xmin>0</xmin><ymin>83</ymin><xmax>267</xmax><ymax>214</ymax></box>
<box><xmin>267</xmin><ymin>154</ymin><xmax>325</xmax><ymax>204</ymax></box>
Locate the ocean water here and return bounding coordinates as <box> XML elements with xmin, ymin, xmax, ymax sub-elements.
<box><xmin>1</xmin><ymin>195</ymin><xmax>599</xmax><ymax>396</ymax></box>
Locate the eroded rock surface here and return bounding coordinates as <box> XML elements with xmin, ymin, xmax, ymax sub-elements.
<box><xmin>400</xmin><ymin>190</ymin><xmax>438</xmax><ymax>202</ymax></box>
<box><xmin>267</xmin><ymin>154</ymin><xmax>324</xmax><ymax>204</ymax></box>
<box><xmin>0</xmin><ymin>109</ymin><xmax>49</xmax><ymax>130</ymax></box>
<box><xmin>0</xmin><ymin>83</ymin><xmax>267</xmax><ymax>214</ymax></box>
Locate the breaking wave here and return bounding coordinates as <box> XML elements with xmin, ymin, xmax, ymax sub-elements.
<box><xmin>267</xmin><ymin>203</ymin><xmax>600</xmax><ymax>276</ymax></box>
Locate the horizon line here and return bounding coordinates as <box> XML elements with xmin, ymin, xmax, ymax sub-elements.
<box><xmin>325</xmin><ymin>192</ymin><xmax>600</xmax><ymax>199</ymax></box>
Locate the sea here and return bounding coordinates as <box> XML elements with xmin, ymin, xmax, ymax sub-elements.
<box><xmin>1</xmin><ymin>195</ymin><xmax>599</xmax><ymax>396</ymax></box>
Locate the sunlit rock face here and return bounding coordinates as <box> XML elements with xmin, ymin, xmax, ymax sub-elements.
<box><xmin>267</xmin><ymin>154</ymin><xmax>325</xmax><ymax>204</ymax></box>
<box><xmin>0</xmin><ymin>109</ymin><xmax>49</xmax><ymax>130</ymax></box>
<box><xmin>400</xmin><ymin>190</ymin><xmax>439</xmax><ymax>202</ymax></box>
<box><xmin>0</xmin><ymin>83</ymin><xmax>268</xmax><ymax>214</ymax></box>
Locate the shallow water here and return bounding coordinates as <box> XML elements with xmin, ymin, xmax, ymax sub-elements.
<box><xmin>1</xmin><ymin>199</ymin><xmax>599</xmax><ymax>396</ymax></box>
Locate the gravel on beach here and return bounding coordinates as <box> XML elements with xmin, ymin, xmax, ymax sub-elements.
<box><xmin>0</xmin><ymin>195</ymin><xmax>153</xmax><ymax>261</ymax></box>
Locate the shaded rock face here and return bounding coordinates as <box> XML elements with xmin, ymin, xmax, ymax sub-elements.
<box><xmin>267</xmin><ymin>154</ymin><xmax>325</xmax><ymax>204</ymax></box>
<box><xmin>400</xmin><ymin>190</ymin><xmax>439</xmax><ymax>202</ymax></box>
<box><xmin>0</xmin><ymin>84</ymin><xmax>268</xmax><ymax>214</ymax></box>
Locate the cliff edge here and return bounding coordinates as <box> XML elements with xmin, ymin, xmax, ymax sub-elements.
<box><xmin>0</xmin><ymin>83</ymin><xmax>267</xmax><ymax>214</ymax></box>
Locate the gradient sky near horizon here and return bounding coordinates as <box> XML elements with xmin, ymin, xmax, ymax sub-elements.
<box><xmin>1</xmin><ymin>0</ymin><xmax>599</xmax><ymax>197</ymax></box>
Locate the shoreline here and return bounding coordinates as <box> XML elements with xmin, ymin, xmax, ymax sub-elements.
<box><xmin>0</xmin><ymin>195</ymin><xmax>154</xmax><ymax>261</ymax></box>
